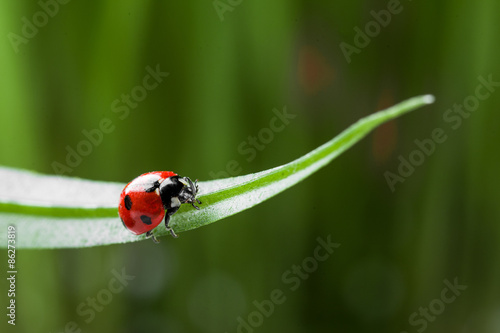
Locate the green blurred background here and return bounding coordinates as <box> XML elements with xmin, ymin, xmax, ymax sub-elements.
<box><xmin>1</xmin><ymin>0</ymin><xmax>500</xmax><ymax>332</ymax></box>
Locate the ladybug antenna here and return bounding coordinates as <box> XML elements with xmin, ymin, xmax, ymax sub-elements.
<box><xmin>183</xmin><ymin>177</ymin><xmax>201</xmax><ymax>209</ymax></box>
<box><xmin>194</xmin><ymin>180</ymin><xmax>201</xmax><ymax>204</ymax></box>
<box><xmin>187</xmin><ymin>177</ymin><xmax>197</xmax><ymax>195</ymax></box>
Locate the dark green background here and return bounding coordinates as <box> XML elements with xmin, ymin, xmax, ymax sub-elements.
<box><xmin>1</xmin><ymin>0</ymin><xmax>499</xmax><ymax>332</ymax></box>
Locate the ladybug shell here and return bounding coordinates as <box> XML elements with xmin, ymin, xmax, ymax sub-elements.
<box><xmin>119</xmin><ymin>171</ymin><xmax>177</xmax><ymax>235</ymax></box>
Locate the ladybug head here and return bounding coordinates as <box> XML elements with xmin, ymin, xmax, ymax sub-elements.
<box><xmin>159</xmin><ymin>176</ymin><xmax>201</xmax><ymax>210</ymax></box>
<box><xmin>177</xmin><ymin>177</ymin><xmax>201</xmax><ymax>209</ymax></box>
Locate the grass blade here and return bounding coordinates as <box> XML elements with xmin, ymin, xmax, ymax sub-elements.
<box><xmin>0</xmin><ymin>95</ymin><xmax>434</xmax><ymax>248</ymax></box>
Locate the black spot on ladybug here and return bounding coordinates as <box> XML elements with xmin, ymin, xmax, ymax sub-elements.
<box><xmin>140</xmin><ymin>215</ymin><xmax>152</xmax><ymax>225</ymax></box>
<box><xmin>124</xmin><ymin>195</ymin><xmax>132</xmax><ymax>210</ymax></box>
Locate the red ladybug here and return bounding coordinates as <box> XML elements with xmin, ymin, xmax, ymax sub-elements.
<box><xmin>118</xmin><ymin>171</ymin><xmax>201</xmax><ymax>243</ymax></box>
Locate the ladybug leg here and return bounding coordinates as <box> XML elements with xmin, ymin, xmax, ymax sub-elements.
<box><xmin>146</xmin><ymin>231</ymin><xmax>160</xmax><ymax>243</ymax></box>
<box><xmin>165</xmin><ymin>207</ymin><xmax>179</xmax><ymax>238</ymax></box>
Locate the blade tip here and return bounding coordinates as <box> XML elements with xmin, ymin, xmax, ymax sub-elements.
<box><xmin>423</xmin><ymin>94</ymin><xmax>435</xmax><ymax>104</ymax></box>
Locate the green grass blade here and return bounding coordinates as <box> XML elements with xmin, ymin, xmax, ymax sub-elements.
<box><xmin>0</xmin><ymin>95</ymin><xmax>434</xmax><ymax>248</ymax></box>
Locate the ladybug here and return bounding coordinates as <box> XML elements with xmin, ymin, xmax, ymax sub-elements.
<box><xmin>118</xmin><ymin>171</ymin><xmax>201</xmax><ymax>243</ymax></box>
